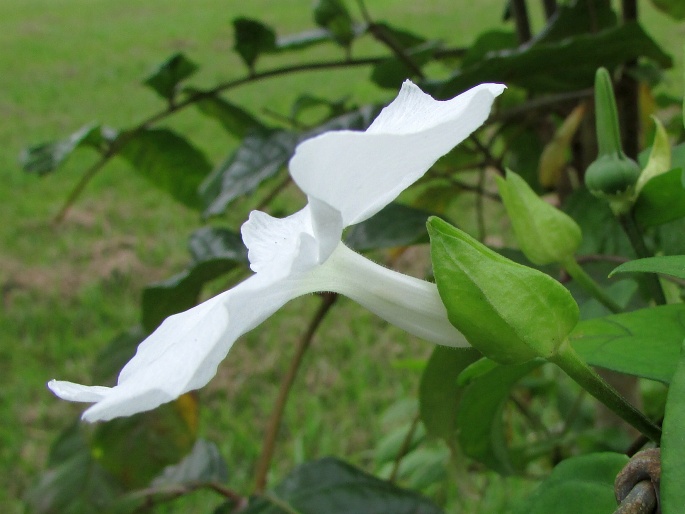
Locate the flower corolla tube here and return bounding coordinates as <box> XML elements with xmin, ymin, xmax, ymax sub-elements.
<box><xmin>48</xmin><ymin>80</ymin><xmax>505</xmax><ymax>422</ymax></box>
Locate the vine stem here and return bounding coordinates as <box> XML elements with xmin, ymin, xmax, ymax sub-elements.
<box><xmin>253</xmin><ymin>293</ymin><xmax>338</xmax><ymax>493</ymax></box>
<box><xmin>618</xmin><ymin>212</ymin><xmax>666</xmax><ymax>305</ymax></box>
<box><xmin>561</xmin><ymin>256</ymin><xmax>623</xmax><ymax>313</ymax></box>
<box><xmin>389</xmin><ymin>413</ymin><xmax>420</xmax><ymax>483</ymax></box>
<box><xmin>550</xmin><ymin>341</ymin><xmax>661</xmax><ymax>443</ymax></box>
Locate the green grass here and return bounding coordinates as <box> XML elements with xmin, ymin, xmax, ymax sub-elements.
<box><xmin>1</xmin><ymin>1</ymin><xmax>683</xmax><ymax>512</ymax></box>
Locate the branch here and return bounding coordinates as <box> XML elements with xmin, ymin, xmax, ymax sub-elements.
<box><xmin>253</xmin><ymin>292</ymin><xmax>339</xmax><ymax>493</ymax></box>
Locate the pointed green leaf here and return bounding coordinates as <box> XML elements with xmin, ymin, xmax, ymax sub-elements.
<box><xmin>610</xmin><ymin>255</ymin><xmax>685</xmax><ymax>280</ymax></box>
<box><xmin>189</xmin><ymin>90</ymin><xmax>265</xmax><ymax>138</ymax></box>
<box><xmin>651</xmin><ymin>0</ymin><xmax>685</xmax><ymax>20</ymax></box>
<box><xmin>233</xmin><ymin>18</ymin><xmax>277</xmax><ymax>68</ymax></box>
<box><xmin>419</xmin><ymin>347</ymin><xmax>480</xmax><ymax>440</ymax></box>
<box><xmin>531</xmin><ymin>0</ymin><xmax>616</xmax><ymax>45</ymax></box>
<box><xmin>276</xmin><ymin>27</ymin><xmax>334</xmax><ymax>51</ymax></box>
<box><xmin>511</xmin><ymin>453</ymin><xmax>628</xmax><ymax>514</ymax></box>
<box><xmin>21</xmin><ymin>124</ymin><xmax>109</xmax><ymax>175</ymax></box>
<box><xmin>571</xmin><ymin>304</ymin><xmax>685</xmax><ymax>383</ymax></box>
<box><xmin>200</xmin><ymin>129</ymin><xmax>298</xmax><ymax>218</ymax></box>
<box><xmin>662</xmin><ymin>338</ymin><xmax>685</xmax><ymax>513</ymax></box>
<box><xmin>142</xmin><ymin>53</ymin><xmax>198</xmax><ymax>101</ymax></box>
<box><xmin>637</xmin><ymin>117</ymin><xmax>672</xmax><ymax>193</ymax></box>
<box><xmin>142</xmin><ymin>227</ymin><xmax>247</xmax><ymax>332</ymax></box>
<box><xmin>371</xmin><ymin>41</ymin><xmax>439</xmax><ymax>90</ymax></box>
<box><xmin>313</xmin><ymin>0</ymin><xmax>355</xmax><ymax>47</ymax></box>
<box><xmin>119</xmin><ymin>128</ymin><xmax>212</xmax><ymax>209</ymax></box>
<box><xmin>435</xmin><ymin>22</ymin><xmax>672</xmax><ymax>96</ymax></box>
<box><xmin>92</xmin><ymin>326</ymin><xmax>146</xmax><ymax>383</ymax></box>
<box><xmin>456</xmin><ymin>361</ymin><xmax>541</xmax><ymax>474</ymax></box>
<box><xmin>634</xmin><ymin>167</ymin><xmax>685</xmax><ymax>226</ymax></box>
<box><xmin>91</xmin><ymin>396</ymin><xmax>198</xmax><ymax>489</ymax></box>
<box><xmin>243</xmin><ymin>457</ymin><xmax>442</xmax><ymax>514</ymax></box>
<box><xmin>152</xmin><ymin>439</ymin><xmax>228</xmax><ymax>486</ymax></box>
<box><xmin>345</xmin><ymin>203</ymin><xmax>436</xmax><ymax>252</ymax></box>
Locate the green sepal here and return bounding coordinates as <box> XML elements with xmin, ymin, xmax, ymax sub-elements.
<box><xmin>496</xmin><ymin>170</ymin><xmax>582</xmax><ymax>265</ymax></box>
<box><xmin>428</xmin><ymin>217</ymin><xmax>579</xmax><ymax>365</ymax></box>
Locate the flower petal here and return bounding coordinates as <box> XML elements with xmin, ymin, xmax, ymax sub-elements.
<box><xmin>49</xmin><ymin>270</ymin><xmax>316</xmax><ymax>422</ymax></box>
<box><xmin>289</xmin><ymin>81</ymin><xmax>505</xmax><ymax>227</ymax></box>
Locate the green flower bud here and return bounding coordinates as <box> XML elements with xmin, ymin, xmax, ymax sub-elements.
<box><xmin>585</xmin><ymin>68</ymin><xmax>640</xmax><ymax>214</ymax></box>
<box><xmin>496</xmin><ymin>170</ymin><xmax>582</xmax><ymax>265</ymax></box>
<box><xmin>428</xmin><ymin>217</ymin><xmax>580</xmax><ymax>365</ymax></box>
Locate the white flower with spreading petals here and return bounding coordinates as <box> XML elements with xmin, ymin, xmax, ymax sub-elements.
<box><xmin>48</xmin><ymin>80</ymin><xmax>505</xmax><ymax>422</ymax></box>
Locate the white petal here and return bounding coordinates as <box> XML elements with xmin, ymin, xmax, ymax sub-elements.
<box><xmin>289</xmin><ymin>81</ymin><xmax>505</xmax><ymax>227</ymax></box>
<box><xmin>241</xmin><ymin>206</ymin><xmax>318</xmax><ymax>273</ymax></box>
<box><xmin>49</xmin><ymin>271</ymin><xmax>317</xmax><ymax>422</ymax></box>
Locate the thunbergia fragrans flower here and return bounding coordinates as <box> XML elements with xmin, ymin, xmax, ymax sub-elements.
<box><xmin>49</xmin><ymin>80</ymin><xmax>505</xmax><ymax>422</ymax></box>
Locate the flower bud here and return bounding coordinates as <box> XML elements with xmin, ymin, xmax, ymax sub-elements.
<box><xmin>585</xmin><ymin>68</ymin><xmax>640</xmax><ymax>214</ymax></box>
<box><xmin>496</xmin><ymin>170</ymin><xmax>581</xmax><ymax>265</ymax></box>
<box><xmin>428</xmin><ymin>217</ymin><xmax>579</xmax><ymax>365</ymax></box>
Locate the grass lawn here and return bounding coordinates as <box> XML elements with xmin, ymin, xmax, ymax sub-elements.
<box><xmin>1</xmin><ymin>1</ymin><xmax>683</xmax><ymax>512</ymax></box>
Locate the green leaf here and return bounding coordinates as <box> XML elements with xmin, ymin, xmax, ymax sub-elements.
<box><xmin>634</xmin><ymin>168</ymin><xmax>685</xmax><ymax>226</ymax></box>
<box><xmin>91</xmin><ymin>326</ymin><xmax>146</xmax><ymax>383</ymax></box>
<box><xmin>456</xmin><ymin>360</ymin><xmax>541</xmax><ymax>474</ymax></box>
<box><xmin>531</xmin><ymin>0</ymin><xmax>616</xmax><ymax>45</ymax></box>
<box><xmin>460</xmin><ymin>30</ymin><xmax>517</xmax><ymax>69</ymax></box>
<box><xmin>662</xmin><ymin>338</ymin><xmax>685</xmax><ymax>513</ymax></box>
<box><xmin>233</xmin><ymin>18</ymin><xmax>277</xmax><ymax>68</ymax></box>
<box><xmin>276</xmin><ymin>27</ymin><xmax>334</xmax><ymax>51</ymax></box>
<box><xmin>152</xmin><ymin>439</ymin><xmax>228</xmax><ymax>486</ymax></box>
<box><xmin>313</xmin><ymin>0</ymin><xmax>355</xmax><ymax>47</ymax></box>
<box><xmin>189</xmin><ymin>90</ymin><xmax>266</xmax><ymax>138</ymax></box>
<box><xmin>636</xmin><ymin>116</ymin><xmax>672</xmax><ymax>193</ymax></box>
<box><xmin>371</xmin><ymin>41</ymin><xmax>440</xmax><ymax>90</ymax></box>
<box><xmin>571</xmin><ymin>304</ymin><xmax>685</xmax><ymax>383</ymax></box>
<box><xmin>200</xmin><ymin>129</ymin><xmax>298</xmax><ymax>218</ymax></box>
<box><xmin>418</xmin><ymin>347</ymin><xmax>480</xmax><ymax>440</ymax></box>
<box><xmin>511</xmin><ymin>453</ymin><xmax>628</xmax><ymax>514</ymax></box>
<box><xmin>651</xmin><ymin>0</ymin><xmax>685</xmax><ymax>20</ymax></box>
<box><xmin>142</xmin><ymin>227</ymin><xmax>247</xmax><ymax>332</ymax></box>
<box><xmin>433</xmin><ymin>22</ymin><xmax>672</xmax><ymax>97</ymax></box>
<box><xmin>21</xmin><ymin>124</ymin><xmax>110</xmax><ymax>175</ymax></box>
<box><xmin>119</xmin><ymin>128</ymin><xmax>212</xmax><ymax>209</ymax></box>
<box><xmin>345</xmin><ymin>202</ymin><xmax>436</xmax><ymax>251</ymax></box>
<box><xmin>25</xmin><ymin>452</ymin><xmax>122</xmax><ymax>514</ymax></box>
<box><xmin>142</xmin><ymin>53</ymin><xmax>198</xmax><ymax>101</ymax></box>
<box><xmin>91</xmin><ymin>396</ymin><xmax>198</xmax><ymax>489</ymax></box>
<box><xmin>374</xmin><ymin>423</ymin><xmax>426</xmax><ymax>466</ymax></box>
<box><xmin>610</xmin><ymin>255</ymin><xmax>685</xmax><ymax>280</ymax></box>
<box><xmin>243</xmin><ymin>457</ymin><xmax>443</xmax><ymax>514</ymax></box>
<box><xmin>290</xmin><ymin>94</ymin><xmax>349</xmax><ymax>123</ymax></box>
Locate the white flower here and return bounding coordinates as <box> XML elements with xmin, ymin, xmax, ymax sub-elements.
<box><xmin>48</xmin><ymin>80</ymin><xmax>505</xmax><ymax>422</ymax></box>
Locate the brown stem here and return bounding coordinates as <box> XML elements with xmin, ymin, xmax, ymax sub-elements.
<box><xmin>510</xmin><ymin>0</ymin><xmax>532</xmax><ymax>44</ymax></box>
<box><xmin>253</xmin><ymin>292</ymin><xmax>338</xmax><ymax>493</ymax></box>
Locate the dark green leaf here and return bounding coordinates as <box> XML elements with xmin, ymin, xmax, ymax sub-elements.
<box><xmin>21</xmin><ymin>124</ymin><xmax>108</xmax><ymax>175</ymax></box>
<box><xmin>290</xmin><ymin>94</ymin><xmax>349</xmax><ymax>123</ymax></box>
<box><xmin>233</xmin><ymin>17</ymin><xmax>277</xmax><ymax>68</ymax></box>
<box><xmin>456</xmin><ymin>360</ymin><xmax>541</xmax><ymax>474</ymax></box>
<box><xmin>152</xmin><ymin>439</ymin><xmax>228</xmax><ymax>486</ymax></box>
<box><xmin>371</xmin><ymin>41</ymin><xmax>440</xmax><ymax>90</ymax></box>
<box><xmin>91</xmin><ymin>396</ymin><xmax>198</xmax><ymax>488</ymax></box>
<box><xmin>243</xmin><ymin>457</ymin><xmax>443</xmax><ymax>514</ymax></box>
<box><xmin>531</xmin><ymin>0</ymin><xmax>617</xmax><ymax>46</ymax></box>
<box><xmin>511</xmin><ymin>453</ymin><xmax>628</xmax><ymax>514</ymax></box>
<box><xmin>651</xmin><ymin>0</ymin><xmax>685</xmax><ymax>20</ymax></box>
<box><xmin>634</xmin><ymin>168</ymin><xmax>685</xmax><ymax>226</ymax></box>
<box><xmin>25</xmin><ymin>452</ymin><xmax>122</xmax><ymax>514</ymax></box>
<box><xmin>119</xmin><ymin>128</ymin><xmax>212</xmax><ymax>209</ymax></box>
<box><xmin>662</xmin><ymin>338</ymin><xmax>685</xmax><ymax>512</ymax></box>
<box><xmin>571</xmin><ymin>304</ymin><xmax>685</xmax><ymax>383</ymax></box>
<box><xmin>92</xmin><ymin>326</ymin><xmax>146</xmax><ymax>383</ymax></box>
<box><xmin>302</xmin><ymin>104</ymin><xmax>380</xmax><ymax>137</ymax></box>
<box><xmin>610</xmin><ymin>255</ymin><xmax>685</xmax><ymax>280</ymax></box>
<box><xmin>419</xmin><ymin>347</ymin><xmax>480</xmax><ymax>440</ymax></box>
<box><xmin>460</xmin><ymin>30</ymin><xmax>517</xmax><ymax>69</ymax></box>
<box><xmin>373</xmin><ymin>22</ymin><xmax>426</xmax><ymax>49</ymax></box>
<box><xmin>313</xmin><ymin>0</ymin><xmax>355</xmax><ymax>47</ymax></box>
<box><xmin>433</xmin><ymin>22</ymin><xmax>672</xmax><ymax>97</ymax></box>
<box><xmin>142</xmin><ymin>227</ymin><xmax>246</xmax><ymax>332</ymax></box>
<box><xmin>345</xmin><ymin>202</ymin><xmax>436</xmax><ymax>251</ymax></box>
<box><xmin>142</xmin><ymin>53</ymin><xmax>198</xmax><ymax>100</ymax></box>
<box><xmin>276</xmin><ymin>27</ymin><xmax>334</xmax><ymax>51</ymax></box>
<box><xmin>189</xmin><ymin>89</ymin><xmax>266</xmax><ymax>138</ymax></box>
<box><xmin>200</xmin><ymin>129</ymin><xmax>298</xmax><ymax>218</ymax></box>
<box><xmin>47</xmin><ymin>420</ymin><xmax>89</xmax><ymax>467</ymax></box>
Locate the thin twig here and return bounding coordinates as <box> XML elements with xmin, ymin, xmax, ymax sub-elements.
<box><xmin>389</xmin><ymin>413</ymin><xmax>421</xmax><ymax>483</ymax></box>
<box><xmin>256</xmin><ymin>175</ymin><xmax>293</xmax><ymax>211</ymax></box>
<box><xmin>128</xmin><ymin>481</ymin><xmax>247</xmax><ymax>513</ymax></box>
<box><xmin>254</xmin><ymin>292</ymin><xmax>339</xmax><ymax>493</ymax></box>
